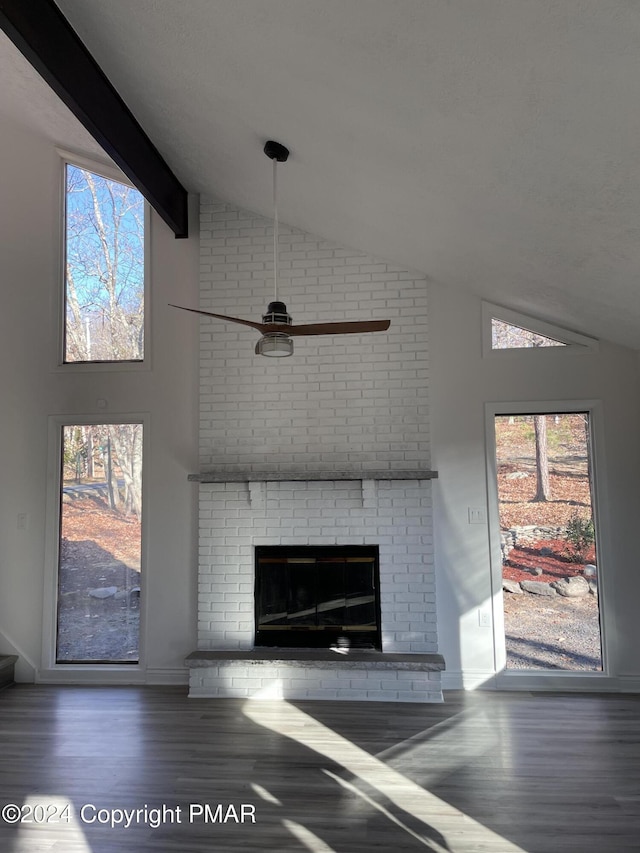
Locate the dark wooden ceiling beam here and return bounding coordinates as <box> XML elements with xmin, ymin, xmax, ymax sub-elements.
<box><xmin>0</xmin><ymin>0</ymin><xmax>189</xmax><ymax>237</ymax></box>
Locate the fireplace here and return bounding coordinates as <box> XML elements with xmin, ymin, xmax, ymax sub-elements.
<box><xmin>255</xmin><ymin>545</ymin><xmax>381</xmax><ymax>649</ymax></box>
<box><xmin>190</xmin><ymin>197</ymin><xmax>441</xmax><ymax>701</ymax></box>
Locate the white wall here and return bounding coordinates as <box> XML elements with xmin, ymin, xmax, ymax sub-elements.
<box><xmin>0</xmin><ymin>121</ymin><xmax>200</xmax><ymax>682</ymax></box>
<box><xmin>429</xmin><ymin>284</ymin><xmax>640</xmax><ymax>689</ymax></box>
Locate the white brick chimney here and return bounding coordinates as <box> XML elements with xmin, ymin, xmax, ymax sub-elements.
<box><xmin>191</xmin><ymin>198</ymin><xmax>441</xmax><ymax>701</ymax></box>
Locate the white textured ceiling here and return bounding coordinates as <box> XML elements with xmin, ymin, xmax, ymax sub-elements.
<box><xmin>4</xmin><ymin>1</ymin><xmax>640</xmax><ymax>348</ymax></box>
<box><xmin>0</xmin><ymin>33</ymin><xmax>105</xmax><ymax>159</ymax></box>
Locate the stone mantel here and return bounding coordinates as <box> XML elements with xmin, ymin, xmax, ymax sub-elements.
<box><xmin>189</xmin><ymin>470</ymin><xmax>438</xmax><ymax>483</ymax></box>
<box><xmin>186</xmin><ymin>649</ymin><xmax>445</xmax><ymax>672</ymax></box>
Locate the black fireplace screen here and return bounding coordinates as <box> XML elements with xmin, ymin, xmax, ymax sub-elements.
<box><xmin>255</xmin><ymin>545</ymin><xmax>381</xmax><ymax>649</ymax></box>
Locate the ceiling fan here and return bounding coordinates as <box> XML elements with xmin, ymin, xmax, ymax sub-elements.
<box><xmin>170</xmin><ymin>140</ymin><xmax>390</xmax><ymax>357</ymax></box>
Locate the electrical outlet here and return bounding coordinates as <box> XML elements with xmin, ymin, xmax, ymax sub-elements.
<box><xmin>17</xmin><ymin>512</ymin><xmax>29</xmax><ymax>530</ymax></box>
<box><xmin>468</xmin><ymin>507</ymin><xmax>486</xmax><ymax>524</ymax></box>
<box><xmin>478</xmin><ymin>609</ymin><xmax>492</xmax><ymax>628</ymax></box>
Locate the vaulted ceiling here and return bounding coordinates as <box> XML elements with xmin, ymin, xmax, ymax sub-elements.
<box><xmin>3</xmin><ymin>1</ymin><xmax>640</xmax><ymax>349</ymax></box>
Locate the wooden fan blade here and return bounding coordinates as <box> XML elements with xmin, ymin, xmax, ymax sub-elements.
<box><xmin>168</xmin><ymin>304</ymin><xmax>266</xmax><ymax>332</ymax></box>
<box><xmin>170</xmin><ymin>305</ymin><xmax>391</xmax><ymax>337</ymax></box>
<box><xmin>287</xmin><ymin>319</ymin><xmax>391</xmax><ymax>336</ymax></box>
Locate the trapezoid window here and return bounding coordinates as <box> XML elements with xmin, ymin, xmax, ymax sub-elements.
<box><xmin>63</xmin><ymin>159</ymin><xmax>146</xmax><ymax>364</ymax></box>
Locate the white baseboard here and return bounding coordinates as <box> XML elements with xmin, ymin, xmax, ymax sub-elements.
<box><xmin>616</xmin><ymin>675</ymin><xmax>640</xmax><ymax>693</ymax></box>
<box><xmin>37</xmin><ymin>667</ymin><xmax>146</xmax><ymax>685</ymax></box>
<box><xmin>35</xmin><ymin>666</ymin><xmax>189</xmax><ymax>686</ymax></box>
<box><xmin>441</xmin><ymin>670</ymin><xmax>496</xmax><ymax>691</ymax></box>
<box><xmin>0</xmin><ymin>628</ymin><xmax>37</xmax><ymax>682</ymax></box>
<box><xmin>442</xmin><ymin>669</ymin><xmax>640</xmax><ymax>693</ymax></box>
<box><xmin>493</xmin><ymin>671</ymin><xmax>619</xmax><ymax>692</ymax></box>
<box><xmin>145</xmin><ymin>667</ymin><xmax>189</xmax><ymax>685</ymax></box>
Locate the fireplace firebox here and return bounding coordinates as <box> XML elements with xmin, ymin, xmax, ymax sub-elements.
<box><xmin>255</xmin><ymin>545</ymin><xmax>381</xmax><ymax>649</ymax></box>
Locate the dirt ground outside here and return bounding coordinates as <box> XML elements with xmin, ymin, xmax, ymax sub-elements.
<box><xmin>495</xmin><ymin>414</ymin><xmax>602</xmax><ymax>671</ymax></box>
<box><xmin>57</xmin><ymin>490</ymin><xmax>141</xmax><ymax>662</ymax></box>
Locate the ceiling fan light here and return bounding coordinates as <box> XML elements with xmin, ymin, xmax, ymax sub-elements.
<box><xmin>256</xmin><ymin>333</ymin><xmax>294</xmax><ymax>357</ymax></box>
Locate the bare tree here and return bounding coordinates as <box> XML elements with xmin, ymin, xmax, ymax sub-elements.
<box><xmin>65</xmin><ymin>165</ymin><xmax>144</xmax><ymax>362</ymax></box>
<box><xmin>107</xmin><ymin>424</ymin><xmax>143</xmax><ymax>519</ymax></box>
<box><xmin>533</xmin><ymin>415</ymin><xmax>551</xmax><ymax>501</ymax></box>
<box><xmin>64</xmin><ymin>165</ymin><xmax>145</xmax><ymax>517</ymax></box>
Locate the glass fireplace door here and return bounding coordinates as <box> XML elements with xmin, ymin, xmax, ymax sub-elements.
<box><xmin>255</xmin><ymin>546</ymin><xmax>381</xmax><ymax>649</ymax></box>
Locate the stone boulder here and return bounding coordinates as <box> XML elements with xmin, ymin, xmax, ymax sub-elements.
<box><xmin>89</xmin><ymin>586</ymin><xmax>118</xmax><ymax>599</ymax></box>
<box><xmin>551</xmin><ymin>576</ymin><xmax>590</xmax><ymax>598</ymax></box>
<box><xmin>503</xmin><ymin>579</ymin><xmax>523</xmax><ymax>594</ymax></box>
<box><xmin>520</xmin><ymin>580</ymin><xmax>557</xmax><ymax>596</ymax></box>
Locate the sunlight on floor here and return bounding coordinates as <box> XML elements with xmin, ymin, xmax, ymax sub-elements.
<box><xmin>250</xmin><ymin>782</ymin><xmax>283</xmax><ymax>806</ymax></box>
<box><xmin>376</xmin><ymin>706</ymin><xmax>497</xmax><ymax>783</ymax></box>
<box><xmin>244</xmin><ymin>699</ymin><xmax>528</xmax><ymax>853</ymax></box>
<box><xmin>10</xmin><ymin>796</ymin><xmax>92</xmax><ymax>853</ymax></box>
<box><xmin>283</xmin><ymin>818</ymin><xmax>338</xmax><ymax>851</ymax></box>
<box><xmin>323</xmin><ymin>768</ymin><xmax>447</xmax><ymax>850</ymax></box>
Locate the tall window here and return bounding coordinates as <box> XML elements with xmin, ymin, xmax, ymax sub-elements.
<box><xmin>493</xmin><ymin>412</ymin><xmax>602</xmax><ymax>672</ymax></box>
<box><xmin>56</xmin><ymin>423</ymin><xmax>143</xmax><ymax>664</ymax></box>
<box><xmin>63</xmin><ymin>161</ymin><xmax>145</xmax><ymax>363</ymax></box>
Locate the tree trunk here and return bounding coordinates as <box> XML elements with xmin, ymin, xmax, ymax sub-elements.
<box><xmin>104</xmin><ymin>437</ymin><xmax>122</xmax><ymax>512</ymax></box>
<box><xmin>533</xmin><ymin>414</ymin><xmax>551</xmax><ymax>501</ymax></box>
<box><xmin>107</xmin><ymin>424</ymin><xmax>143</xmax><ymax>519</ymax></box>
<box><xmin>83</xmin><ymin>426</ymin><xmax>95</xmax><ymax>479</ymax></box>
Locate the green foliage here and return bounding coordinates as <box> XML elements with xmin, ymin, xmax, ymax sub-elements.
<box><xmin>521</xmin><ymin>421</ymin><xmax>535</xmax><ymax>443</ymax></box>
<box><xmin>564</xmin><ymin>514</ymin><xmax>595</xmax><ymax>562</ymax></box>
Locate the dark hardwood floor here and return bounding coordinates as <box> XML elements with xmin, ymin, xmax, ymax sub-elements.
<box><xmin>1</xmin><ymin>685</ymin><xmax>639</xmax><ymax>852</ymax></box>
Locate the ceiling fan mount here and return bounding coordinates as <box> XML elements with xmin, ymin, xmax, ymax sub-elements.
<box><xmin>263</xmin><ymin>140</ymin><xmax>289</xmax><ymax>163</ymax></box>
<box><xmin>170</xmin><ymin>140</ymin><xmax>390</xmax><ymax>357</ymax></box>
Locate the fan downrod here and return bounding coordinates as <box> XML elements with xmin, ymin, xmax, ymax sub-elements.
<box><xmin>264</xmin><ymin>140</ymin><xmax>289</xmax><ymax>162</ymax></box>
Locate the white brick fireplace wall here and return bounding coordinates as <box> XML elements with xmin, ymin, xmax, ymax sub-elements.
<box><xmin>190</xmin><ymin>197</ymin><xmax>440</xmax><ymax>701</ymax></box>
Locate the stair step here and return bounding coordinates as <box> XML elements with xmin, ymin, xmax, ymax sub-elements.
<box><xmin>0</xmin><ymin>655</ymin><xmax>18</xmax><ymax>691</ymax></box>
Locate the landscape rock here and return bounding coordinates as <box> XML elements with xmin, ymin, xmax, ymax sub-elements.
<box><xmin>520</xmin><ymin>580</ymin><xmax>557</xmax><ymax>596</ymax></box>
<box><xmin>503</xmin><ymin>580</ymin><xmax>523</xmax><ymax>594</ymax></box>
<box><xmin>89</xmin><ymin>586</ymin><xmax>118</xmax><ymax>599</ymax></box>
<box><xmin>509</xmin><ymin>524</ymin><xmax>565</xmax><ymax>546</ymax></box>
<box><xmin>500</xmin><ymin>533</ymin><xmax>513</xmax><ymax>563</ymax></box>
<box><xmin>551</xmin><ymin>576</ymin><xmax>590</xmax><ymax>598</ymax></box>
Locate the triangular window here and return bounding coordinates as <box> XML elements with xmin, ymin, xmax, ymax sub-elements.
<box><xmin>482</xmin><ymin>303</ymin><xmax>598</xmax><ymax>356</ymax></box>
<box><xmin>491</xmin><ymin>318</ymin><xmax>566</xmax><ymax>350</ymax></box>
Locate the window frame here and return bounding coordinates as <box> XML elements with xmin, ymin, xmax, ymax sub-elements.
<box><xmin>482</xmin><ymin>301</ymin><xmax>599</xmax><ymax>358</ymax></box>
<box><xmin>484</xmin><ymin>399</ymin><xmax>612</xmax><ymax>688</ymax></box>
<box><xmin>41</xmin><ymin>413</ymin><xmax>149</xmax><ymax>680</ymax></box>
<box><xmin>55</xmin><ymin>149</ymin><xmax>151</xmax><ymax>372</ymax></box>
